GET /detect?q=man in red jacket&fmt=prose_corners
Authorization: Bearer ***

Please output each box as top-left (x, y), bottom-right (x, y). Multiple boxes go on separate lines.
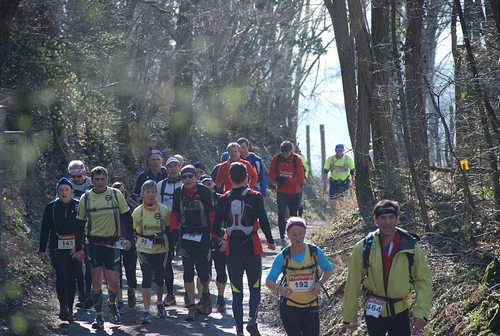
top-left (269, 140), bottom-right (305, 249)
top-left (215, 142), bottom-right (258, 193)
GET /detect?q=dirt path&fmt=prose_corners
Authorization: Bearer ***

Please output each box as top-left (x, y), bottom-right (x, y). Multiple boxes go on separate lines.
top-left (42, 220), bottom-right (325, 336)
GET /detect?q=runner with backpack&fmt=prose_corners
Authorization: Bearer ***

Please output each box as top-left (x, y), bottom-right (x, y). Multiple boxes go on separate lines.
top-left (265, 217), bottom-right (333, 336)
top-left (212, 162), bottom-right (276, 336)
top-left (343, 199), bottom-right (432, 336)
top-left (269, 140), bottom-right (305, 249)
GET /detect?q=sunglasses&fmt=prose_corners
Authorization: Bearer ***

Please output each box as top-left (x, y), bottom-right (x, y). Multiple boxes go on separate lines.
top-left (181, 174), bottom-right (194, 180)
top-left (71, 175), bottom-right (83, 178)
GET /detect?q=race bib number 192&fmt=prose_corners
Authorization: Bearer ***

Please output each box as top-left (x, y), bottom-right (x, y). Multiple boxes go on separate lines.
top-left (289, 274), bottom-right (313, 292)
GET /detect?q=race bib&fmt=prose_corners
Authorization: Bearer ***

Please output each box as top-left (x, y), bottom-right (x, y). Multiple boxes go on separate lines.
top-left (182, 233), bottom-right (202, 242)
top-left (136, 237), bottom-right (153, 249)
top-left (289, 274), bottom-right (314, 292)
top-left (366, 296), bottom-right (384, 318)
top-left (58, 234), bottom-right (75, 250)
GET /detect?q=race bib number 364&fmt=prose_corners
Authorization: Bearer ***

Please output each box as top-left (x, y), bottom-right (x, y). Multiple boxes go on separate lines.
top-left (366, 296), bottom-right (384, 318)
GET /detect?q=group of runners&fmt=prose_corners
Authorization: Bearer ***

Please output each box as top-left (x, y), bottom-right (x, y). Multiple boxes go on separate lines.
top-left (38, 137), bottom-right (432, 336)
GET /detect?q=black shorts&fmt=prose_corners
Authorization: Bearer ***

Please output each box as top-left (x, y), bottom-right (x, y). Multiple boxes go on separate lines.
top-left (85, 244), bottom-right (121, 272)
top-left (329, 179), bottom-right (348, 199)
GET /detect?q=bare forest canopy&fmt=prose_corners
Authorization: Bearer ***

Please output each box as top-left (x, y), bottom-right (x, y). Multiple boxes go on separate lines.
top-left (1, 0), bottom-right (500, 225)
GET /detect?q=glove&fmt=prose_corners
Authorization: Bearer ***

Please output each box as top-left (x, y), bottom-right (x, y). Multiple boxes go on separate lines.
top-left (276, 176), bottom-right (287, 188)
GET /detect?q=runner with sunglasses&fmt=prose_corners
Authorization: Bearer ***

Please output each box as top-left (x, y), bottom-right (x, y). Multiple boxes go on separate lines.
top-left (170, 165), bottom-right (216, 321)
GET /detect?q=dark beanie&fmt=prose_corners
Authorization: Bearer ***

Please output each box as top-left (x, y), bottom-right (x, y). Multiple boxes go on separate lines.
top-left (56, 177), bottom-right (73, 191)
top-left (181, 165), bottom-right (197, 176)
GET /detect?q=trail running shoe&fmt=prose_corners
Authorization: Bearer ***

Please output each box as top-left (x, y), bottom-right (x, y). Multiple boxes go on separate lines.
top-left (107, 300), bottom-right (121, 324)
top-left (58, 309), bottom-right (70, 321)
top-left (185, 305), bottom-right (198, 321)
top-left (157, 302), bottom-right (167, 318)
top-left (246, 318), bottom-right (261, 336)
top-left (163, 293), bottom-right (177, 307)
top-left (216, 296), bottom-right (226, 313)
top-left (128, 289), bottom-right (136, 308)
top-left (92, 315), bottom-right (104, 329)
top-left (197, 292), bottom-right (212, 315)
top-left (140, 311), bottom-right (152, 324)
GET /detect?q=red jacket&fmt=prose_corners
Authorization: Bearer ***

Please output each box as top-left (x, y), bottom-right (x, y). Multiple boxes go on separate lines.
top-left (269, 153), bottom-right (305, 194)
top-left (215, 158), bottom-right (258, 192)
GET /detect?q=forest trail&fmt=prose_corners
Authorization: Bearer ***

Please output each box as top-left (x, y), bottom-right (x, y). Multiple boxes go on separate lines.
top-left (42, 218), bottom-right (327, 336)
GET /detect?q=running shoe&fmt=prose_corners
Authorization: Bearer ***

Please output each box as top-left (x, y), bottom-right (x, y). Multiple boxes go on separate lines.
top-left (58, 309), bottom-right (70, 321)
top-left (92, 315), bottom-right (104, 329)
top-left (216, 296), bottom-right (226, 313)
top-left (197, 292), bottom-right (212, 315)
top-left (127, 289), bottom-right (136, 308)
top-left (157, 302), bottom-right (167, 318)
top-left (246, 318), bottom-right (261, 336)
top-left (140, 311), bottom-right (152, 324)
top-left (75, 300), bottom-right (84, 308)
top-left (185, 305), bottom-right (198, 321)
top-left (106, 300), bottom-right (121, 323)
top-left (164, 293), bottom-right (177, 307)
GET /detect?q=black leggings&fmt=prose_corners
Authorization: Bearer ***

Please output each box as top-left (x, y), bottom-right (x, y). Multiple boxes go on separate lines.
top-left (51, 249), bottom-right (80, 310)
top-left (280, 303), bottom-right (319, 336)
top-left (365, 309), bottom-right (411, 336)
top-left (179, 234), bottom-right (211, 283)
top-left (164, 242), bottom-right (175, 294)
top-left (119, 245), bottom-right (137, 289)
top-left (226, 255), bottom-right (262, 334)
top-left (211, 248), bottom-right (227, 284)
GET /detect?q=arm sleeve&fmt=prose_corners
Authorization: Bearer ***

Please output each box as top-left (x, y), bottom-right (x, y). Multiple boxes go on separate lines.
top-left (266, 253), bottom-right (285, 282)
top-left (74, 218), bottom-right (86, 252)
top-left (120, 210), bottom-right (134, 241)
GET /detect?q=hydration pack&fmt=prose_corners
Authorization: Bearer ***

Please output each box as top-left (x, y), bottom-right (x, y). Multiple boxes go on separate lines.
top-left (225, 187), bottom-right (255, 236)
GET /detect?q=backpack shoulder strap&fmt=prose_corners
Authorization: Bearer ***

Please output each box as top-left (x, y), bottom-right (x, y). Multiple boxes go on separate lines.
top-left (160, 179), bottom-right (168, 202)
top-left (362, 231), bottom-right (375, 269)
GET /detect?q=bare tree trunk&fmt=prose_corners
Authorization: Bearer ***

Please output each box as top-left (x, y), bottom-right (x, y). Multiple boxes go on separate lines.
top-left (324, 0), bottom-right (356, 144)
top-left (372, 0), bottom-right (403, 200)
top-left (346, 0), bottom-right (374, 205)
top-left (455, 0), bottom-right (500, 212)
top-left (169, 0), bottom-right (196, 154)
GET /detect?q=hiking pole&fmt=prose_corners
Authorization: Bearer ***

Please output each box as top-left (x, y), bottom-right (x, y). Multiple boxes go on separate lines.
top-left (319, 281), bottom-right (332, 307)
